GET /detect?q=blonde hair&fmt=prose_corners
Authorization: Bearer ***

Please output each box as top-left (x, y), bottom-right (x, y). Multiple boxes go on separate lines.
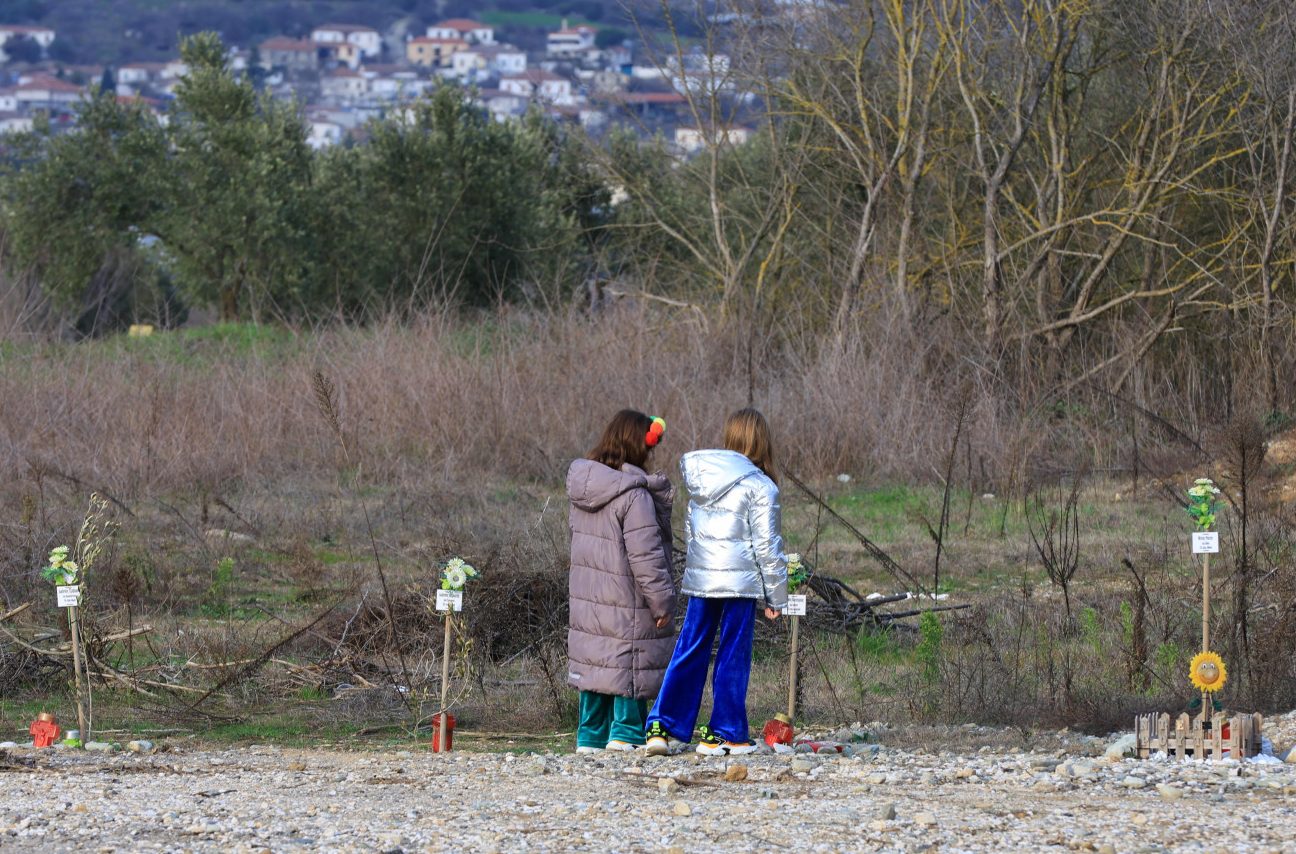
top-left (723, 408), bottom-right (776, 483)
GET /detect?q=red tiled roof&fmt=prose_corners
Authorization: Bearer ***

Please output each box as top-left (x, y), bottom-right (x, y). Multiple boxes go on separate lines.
top-left (433, 19), bottom-right (488, 31)
top-left (16, 74), bottom-right (82, 93)
top-left (410, 37), bottom-right (467, 45)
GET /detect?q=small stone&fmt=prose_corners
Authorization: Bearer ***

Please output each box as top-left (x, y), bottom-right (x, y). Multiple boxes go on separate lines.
top-left (791, 758), bottom-right (817, 774)
top-left (658, 777), bottom-right (680, 795)
top-left (0, 742), bottom-right (17, 748)
top-left (1104, 734), bottom-right (1137, 760)
top-left (672, 800), bottom-right (691, 817)
top-left (520, 759), bottom-right (548, 776)
top-left (287, 761), bottom-right (307, 772)
top-left (874, 803), bottom-right (896, 821)
top-left (127, 740), bottom-right (154, 754)
top-left (1131, 813), bottom-right (1149, 826)
top-left (667, 847), bottom-right (685, 854)
top-left (955, 767), bottom-right (976, 779)
top-left (1283, 745), bottom-right (1296, 764)
top-left (83, 741), bottom-right (118, 753)
top-left (913, 811), bottom-right (936, 827)
top-left (869, 819), bottom-right (890, 832)
top-left (1098, 845), bottom-right (1116, 854)
top-left (723, 764), bottom-right (748, 782)
top-left (1118, 775), bottom-right (1147, 789)
top-left (379, 832), bottom-right (407, 848)
top-left (1157, 783), bottom-right (1185, 801)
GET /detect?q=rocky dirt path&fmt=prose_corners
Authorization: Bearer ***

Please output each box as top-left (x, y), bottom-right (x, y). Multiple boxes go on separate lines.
top-left (1, 740), bottom-right (1295, 853)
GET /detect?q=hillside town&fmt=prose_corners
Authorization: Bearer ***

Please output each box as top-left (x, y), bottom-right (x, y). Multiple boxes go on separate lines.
top-left (0, 16), bottom-right (763, 153)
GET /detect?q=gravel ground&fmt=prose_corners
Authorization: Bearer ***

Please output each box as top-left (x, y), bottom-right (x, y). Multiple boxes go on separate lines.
top-left (2, 731), bottom-right (1295, 854)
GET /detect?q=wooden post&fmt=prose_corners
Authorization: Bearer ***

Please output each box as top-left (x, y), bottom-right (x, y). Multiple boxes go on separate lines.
top-left (68, 602), bottom-right (88, 740)
top-left (438, 612), bottom-right (452, 753)
top-left (1201, 552), bottom-right (1210, 712)
top-left (786, 614), bottom-right (800, 721)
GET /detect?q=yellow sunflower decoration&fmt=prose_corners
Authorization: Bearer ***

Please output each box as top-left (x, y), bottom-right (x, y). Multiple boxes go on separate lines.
top-left (1189, 651), bottom-right (1227, 693)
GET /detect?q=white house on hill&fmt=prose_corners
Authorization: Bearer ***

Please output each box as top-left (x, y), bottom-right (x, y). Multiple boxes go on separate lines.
top-left (546, 22), bottom-right (595, 58)
top-left (500, 69), bottom-right (573, 105)
top-left (311, 24), bottom-right (382, 58)
top-left (450, 44), bottom-right (526, 83)
top-left (426, 19), bottom-right (495, 45)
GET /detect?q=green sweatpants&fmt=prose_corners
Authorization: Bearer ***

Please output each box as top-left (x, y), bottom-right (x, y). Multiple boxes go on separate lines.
top-left (577, 690), bottom-right (648, 748)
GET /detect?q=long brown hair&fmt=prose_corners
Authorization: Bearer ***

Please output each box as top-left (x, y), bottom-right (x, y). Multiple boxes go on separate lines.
top-left (723, 408), bottom-right (776, 483)
top-left (588, 409), bottom-right (654, 470)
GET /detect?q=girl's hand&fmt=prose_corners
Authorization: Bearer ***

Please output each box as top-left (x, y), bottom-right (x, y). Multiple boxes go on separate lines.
top-left (764, 607), bottom-right (780, 620)
top-left (655, 615), bottom-right (672, 629)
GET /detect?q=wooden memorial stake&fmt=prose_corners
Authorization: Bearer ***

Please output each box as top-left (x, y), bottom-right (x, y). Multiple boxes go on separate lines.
top-left (69, 600), bottom-right (88, 740)
top-left (787, 613), bottom-right (800, 722)
top-left (438, 611), bottom-right (452, 753)
top-left (1200, 550), bottom-right (1210, 714)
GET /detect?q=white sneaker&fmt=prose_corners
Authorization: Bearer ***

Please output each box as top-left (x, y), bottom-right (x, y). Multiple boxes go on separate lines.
top-left (604, 740), bottom-right (640, 752)
top-left (575, 745), bottom-right (602, 754)
top-left (645, 736), bottom-right (669, 756)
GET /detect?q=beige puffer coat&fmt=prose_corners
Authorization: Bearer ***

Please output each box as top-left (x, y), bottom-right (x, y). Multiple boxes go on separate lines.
top-left (566, 459), bottom-right (677, 699)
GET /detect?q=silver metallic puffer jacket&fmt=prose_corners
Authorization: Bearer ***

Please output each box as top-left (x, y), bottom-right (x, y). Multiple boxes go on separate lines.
top-left (680, 449), bottom-right (788, 609)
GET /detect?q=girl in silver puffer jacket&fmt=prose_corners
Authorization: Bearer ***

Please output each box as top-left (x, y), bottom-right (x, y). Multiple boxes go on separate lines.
top-left (645, 408), bottom-right (789, 756)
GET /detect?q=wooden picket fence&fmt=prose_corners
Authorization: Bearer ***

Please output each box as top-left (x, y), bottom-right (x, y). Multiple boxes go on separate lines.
top-left (1134, 712), bottom-right (1263, 760)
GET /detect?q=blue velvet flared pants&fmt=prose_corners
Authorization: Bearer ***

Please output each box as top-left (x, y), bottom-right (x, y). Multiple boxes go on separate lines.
top-left (647, 597), bottom-right (756, 743)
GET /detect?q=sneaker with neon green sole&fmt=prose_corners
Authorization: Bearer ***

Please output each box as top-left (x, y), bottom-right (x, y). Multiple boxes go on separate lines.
top-left (695, 725), bottom-right (758, 756)
top-left (644, 721), bottom-right (673, 756)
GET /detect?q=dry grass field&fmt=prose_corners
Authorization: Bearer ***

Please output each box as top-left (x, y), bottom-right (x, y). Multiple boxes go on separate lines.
top-left (2, 309), bottom-right (1294, 747)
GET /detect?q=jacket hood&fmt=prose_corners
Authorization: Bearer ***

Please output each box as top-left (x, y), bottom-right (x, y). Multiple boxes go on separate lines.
top-left (567, 459), bottom-right (652, 511)
top-left (681, 449), bottom-right (763, 505)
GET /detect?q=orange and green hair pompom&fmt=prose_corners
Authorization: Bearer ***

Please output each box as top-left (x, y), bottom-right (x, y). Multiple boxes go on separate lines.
top-left (645, 416), bottom-right (666, 447)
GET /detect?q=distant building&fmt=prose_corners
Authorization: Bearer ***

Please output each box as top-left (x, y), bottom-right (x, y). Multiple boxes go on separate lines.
top-left (260, 37), bottom-right (324, 71)
top-left (449, 44), bottom-right (526, 82)
top-left (307, 113), bottom-right (344, 149)
top-left (321, 67), bottom-right (368, 102)
top-left (310, 24), bottom-right (382, 58)
top-left (0, 90), bottom-right (16, 111)
top-left (333, 42), bottom-right (363, 70)
top-left (0, 111), bottom-right (34, 134)
top-left (426, 19), bottom-right (495, 45)
top-left (117, 61), bottom-right (165, 88)
top-left (500, 69), bottom-right (574, 105)
top-left (546, 22), bottom-right (596, 58)
top-left (6, 74), bottom-right (82, 109)
top-left (675, 125), bottom-right (752, 154)
top-left (406, 36), bottom-right (466, 68)
top-left (0, 25), bottom-right (56, 62)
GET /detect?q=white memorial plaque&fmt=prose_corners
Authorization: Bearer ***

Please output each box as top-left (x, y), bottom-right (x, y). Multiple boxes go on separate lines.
top-left (1191, 531), bottom-right (1219, 554)
top-left (783, 594), bottom-right (807, 616)
top-left (56, 585), bottom-right (81, 608)
top-left (436, 589), bottom-right (463, 612)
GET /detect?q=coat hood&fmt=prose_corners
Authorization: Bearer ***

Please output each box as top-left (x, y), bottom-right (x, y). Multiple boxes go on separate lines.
top-left (681, 449), bottom-right (763, 505)
top-left (567, 459), bottom-right (667, 512)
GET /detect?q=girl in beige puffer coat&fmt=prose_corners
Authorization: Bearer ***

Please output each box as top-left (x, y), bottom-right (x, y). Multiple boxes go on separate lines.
top-left (567, 410), bottom-right (676, 753)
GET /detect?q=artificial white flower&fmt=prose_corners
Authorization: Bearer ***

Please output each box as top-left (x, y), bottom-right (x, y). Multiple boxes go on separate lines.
top-left (446, 557), bottom-right (465, 572)
top-left (444, 566), bottom-right (468, 588)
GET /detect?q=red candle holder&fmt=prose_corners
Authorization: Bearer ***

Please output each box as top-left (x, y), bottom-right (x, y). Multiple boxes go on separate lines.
top-left (762, 712), bottom-right (794, 747)
top-left (30, 712), bottom-right (60, 748)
